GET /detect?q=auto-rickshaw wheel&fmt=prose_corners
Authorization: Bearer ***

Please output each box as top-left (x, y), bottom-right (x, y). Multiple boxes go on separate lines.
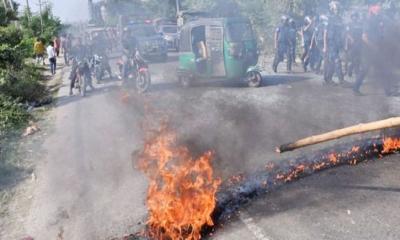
top-left (246, 71), bottom-right (262, 88)
top-left (179, 76), bottom-right (192, 88)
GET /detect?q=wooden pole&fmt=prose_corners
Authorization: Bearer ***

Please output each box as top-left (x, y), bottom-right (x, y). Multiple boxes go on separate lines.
top-left (276, 117), bottom-right (400, 153)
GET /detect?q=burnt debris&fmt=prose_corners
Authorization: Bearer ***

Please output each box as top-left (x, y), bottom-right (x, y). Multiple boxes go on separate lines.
top-left (127, 131), bottom-right (400, 240)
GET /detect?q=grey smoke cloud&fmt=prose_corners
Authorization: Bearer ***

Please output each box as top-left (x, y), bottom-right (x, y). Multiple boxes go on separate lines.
top-left (16, 0), bottom-right (89, 22)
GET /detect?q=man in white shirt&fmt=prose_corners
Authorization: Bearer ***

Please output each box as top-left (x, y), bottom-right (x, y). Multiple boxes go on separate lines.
top-left (47, 41), bottom-right (57, 75)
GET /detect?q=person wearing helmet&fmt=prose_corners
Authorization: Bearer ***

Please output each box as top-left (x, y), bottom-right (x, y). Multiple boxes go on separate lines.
top-left (310, 14), bottom-right (328, 74)
top-left (272, 16), bottom-right (291, 73)
top-left (353, 1), bottom-right (398, 96)
top-left (344, 12), bottom-right (363, 78)
top-left (322, 1), bottom-right (347, 86)
top-left (301, 16), bottom-right (315, 72)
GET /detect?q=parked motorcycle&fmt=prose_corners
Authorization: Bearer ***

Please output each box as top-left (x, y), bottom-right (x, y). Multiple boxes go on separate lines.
top-left (91, 54), bottom-right (112, 83)
top-left (117, 50), bottom-right (151, 93)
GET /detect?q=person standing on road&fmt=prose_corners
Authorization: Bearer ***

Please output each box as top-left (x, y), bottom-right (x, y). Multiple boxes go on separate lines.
top-left (301, 16), bottom-right (314, 72)
top-left (344, 12), bottom-right (363, 78)
top-left (288, 18), bottom-right (298, 68)
top-left (272, 16), bottom-right (291, 73)
top-left (54, 36), bottom-right (61, 57)
top-left (61, 34), bottom-right (72, 66)
top-left (352, 2), bottom-right (398, 96)
top-left (311, 15), bottom-right (328, 74)
top-left (323, 1), bottom-right (347, 86)
top-left (34, 38), bottom-right (45, 65)
top-left (47, 41), bottom-right (57, 75)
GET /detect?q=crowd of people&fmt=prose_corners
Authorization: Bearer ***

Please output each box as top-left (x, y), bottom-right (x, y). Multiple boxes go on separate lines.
top-left (272, 0), bottom-right (399, 96)
top-left (33, 30), bottom-right (116, 96)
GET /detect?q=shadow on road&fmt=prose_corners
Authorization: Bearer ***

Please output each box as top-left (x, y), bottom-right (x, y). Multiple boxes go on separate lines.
top-left (264, 74), bottom-right (311, 86)
top-left (54, 84), bottom-right (120, 108)
top-left (339, 185), bottom-right (400, 193)
top-left (149, 74), bottom-right (311, 93)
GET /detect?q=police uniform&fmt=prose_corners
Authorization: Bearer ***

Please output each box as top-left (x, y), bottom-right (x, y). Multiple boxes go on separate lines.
top-left (272, 23), bottom-right (291, 72)
top-left (301, 21), bottom-right (314, 71)
top-left (288, 22), bottom-right (297, 67)
top-left (353, 13), bottom-right (392, 95)
top-left (324, 14), bottom-right (345, 84)
top-left (312, 21), bottom-right (326, 74)
top-left (345, 19), bottom-right (363, 77)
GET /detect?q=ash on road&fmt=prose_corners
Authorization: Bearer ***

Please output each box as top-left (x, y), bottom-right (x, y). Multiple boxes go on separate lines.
top-left (3, 53), bottom-right (400, 240)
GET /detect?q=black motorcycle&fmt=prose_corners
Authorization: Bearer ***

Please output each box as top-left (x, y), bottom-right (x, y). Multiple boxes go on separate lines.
top-left (71, 57), bottom-right (93, 97)
top-left (117, 50), bottom-right (151, 93)
top-left (91, 54), bottom-right (112, 83)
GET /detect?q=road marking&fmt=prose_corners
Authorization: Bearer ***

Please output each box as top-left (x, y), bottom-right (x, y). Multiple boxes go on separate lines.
top-left (239, 211), bottom-right (273, 240)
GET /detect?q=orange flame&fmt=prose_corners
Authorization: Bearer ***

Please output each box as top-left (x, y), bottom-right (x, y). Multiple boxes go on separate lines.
top-left (383, 137), bottom-right (400, 154)
top-left (137, 125), bottom-right (221, 240)
top-left (328, 153), bottom-right (338, 165)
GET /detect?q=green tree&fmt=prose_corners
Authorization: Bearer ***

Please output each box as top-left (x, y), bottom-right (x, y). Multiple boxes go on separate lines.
top-left (0, 1), bottom-right (18, 26)
top-left (20, 5), bottom-right (63, 42)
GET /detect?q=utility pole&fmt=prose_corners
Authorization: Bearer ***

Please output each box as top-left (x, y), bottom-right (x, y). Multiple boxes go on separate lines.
top-left (2, 0), bottom-right (8, 9)
top-left (38, 0), bottom-right (43, 33)
top-left (8, 0), bottom-right (14, 11)
top-left (175, 0), bottom-right (181, 15)
top-left (25, 0), bottom-right (32, 22)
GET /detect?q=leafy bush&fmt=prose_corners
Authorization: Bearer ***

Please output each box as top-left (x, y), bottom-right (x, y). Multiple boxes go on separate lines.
top-left (18, 37), bottom-right (36, 59)
top-left (0, 65), bottom-right (47, 103)
top-left (0, 94), bottom-right (29, 136)
top-left (0, 26), bottom-right (23, 47)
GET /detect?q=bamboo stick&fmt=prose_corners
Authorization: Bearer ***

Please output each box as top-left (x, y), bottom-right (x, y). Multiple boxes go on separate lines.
top-left (276, 117), bottom-right (400, 153)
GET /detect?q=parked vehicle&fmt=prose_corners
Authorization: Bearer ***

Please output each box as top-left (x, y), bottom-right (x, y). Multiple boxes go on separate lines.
top-left (177, 17), bottom-right (262, 88)
top-left (125, 23), bottom-right (168, 62)
top-left (159, 24), bottom-right (180, 51)
top-left (91, 54), bottom-right (112, 83)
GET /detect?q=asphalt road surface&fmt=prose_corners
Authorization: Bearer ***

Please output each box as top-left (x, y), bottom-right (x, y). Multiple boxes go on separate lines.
top-left (5, 53), bottom-right (400, 240)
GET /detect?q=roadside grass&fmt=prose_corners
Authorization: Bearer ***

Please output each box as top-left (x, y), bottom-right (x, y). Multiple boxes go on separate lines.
top-left (0, 107), bottom-right (50, 217)
top-left (0, 62), bottom-right (63, 216)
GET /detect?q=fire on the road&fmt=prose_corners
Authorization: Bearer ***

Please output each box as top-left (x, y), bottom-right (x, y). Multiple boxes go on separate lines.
top-left (267, 137), bottom-right (400, 184)
top-left (137, 125), bottom-right (221, 240)
top-left (136, 131), bottom-right (400, 240)
top-left (383, 137), bottom-right (400, 153)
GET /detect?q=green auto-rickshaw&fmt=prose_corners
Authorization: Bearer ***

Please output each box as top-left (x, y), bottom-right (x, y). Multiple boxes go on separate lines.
top-left (177, 17), bottom-right (262, 87)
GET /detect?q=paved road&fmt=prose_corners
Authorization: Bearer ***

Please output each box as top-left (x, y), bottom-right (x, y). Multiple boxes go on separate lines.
top-left (9, 53), bottom-right (400, 239)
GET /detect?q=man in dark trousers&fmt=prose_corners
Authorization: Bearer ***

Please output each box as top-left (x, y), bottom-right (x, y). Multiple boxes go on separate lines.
top-left (301, 16), bottom-right (314, 72)
top-left (353, 1), bottom-right (398, 96)
top-left (288, 18), bottom-right (298, 68)
top-left (272, 16), bottom-right (291, 73)
top-left (323, 1), bottom-right (347, 86)
top-left (310, 15), bottom-right (328, 74)
top-left (344, 12), bottom-right (363, 78)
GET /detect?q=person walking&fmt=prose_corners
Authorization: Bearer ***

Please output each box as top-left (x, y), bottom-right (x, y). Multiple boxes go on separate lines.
top-left (34, 38), bottom-right (45, 65)
top-left (288, 18), bottom-right (298, 68)
top-left (323, 1), bottom-right (347, 86)
top-left (352, 2), bottom-right (398, 96)
top-left (54, 36), bottom-right (61, 57)
top-left (47, 41), bottom-right (57, 75)
top-left (344, 12), bottom-right (363, 78)
top-left (61, 34), bottom-right (72, 66)
top-left (272, 16), bottom-right (291, 73)
top-left (301, 16), bottom-right (314, 72)
top-left (310, 15), bottom-right (328, 74)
